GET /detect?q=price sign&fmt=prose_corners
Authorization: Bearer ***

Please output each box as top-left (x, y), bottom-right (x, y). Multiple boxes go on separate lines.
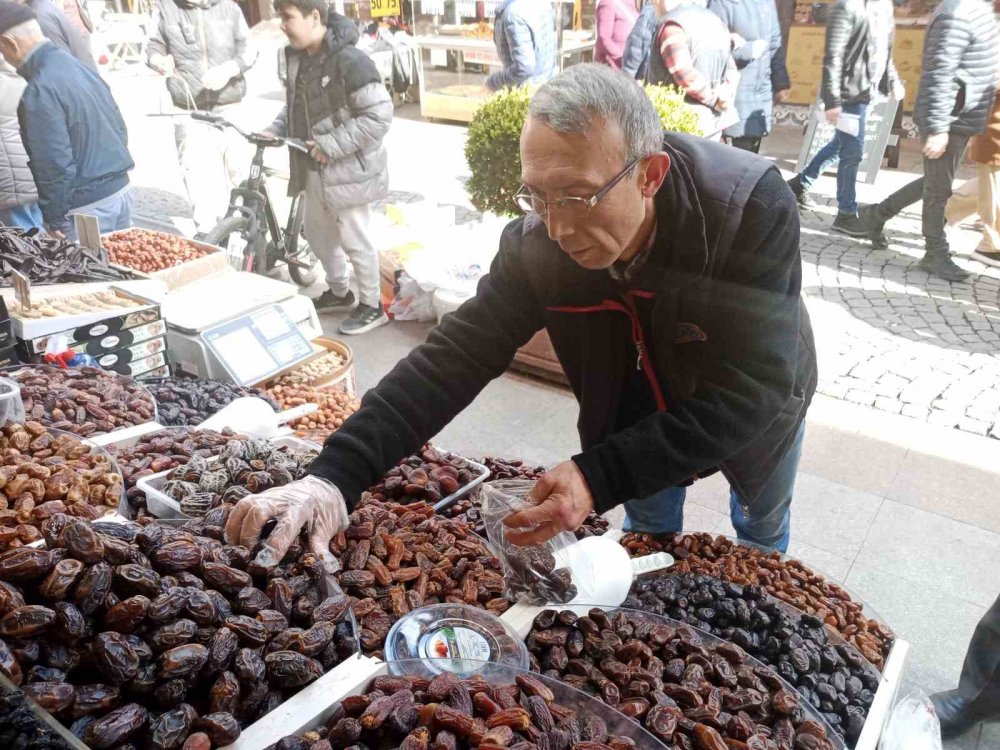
top-left (370, 0), bottom-right (400, 17)
top-left (11, 270), bottom-right (31, 311)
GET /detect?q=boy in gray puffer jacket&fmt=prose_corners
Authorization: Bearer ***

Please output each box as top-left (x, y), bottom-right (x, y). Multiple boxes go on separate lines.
top-left (267, 1), bottom-right (392, 335)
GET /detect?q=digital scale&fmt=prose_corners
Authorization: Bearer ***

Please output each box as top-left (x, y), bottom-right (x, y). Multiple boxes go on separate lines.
top-left (160, 271), bottom-right (322, 385)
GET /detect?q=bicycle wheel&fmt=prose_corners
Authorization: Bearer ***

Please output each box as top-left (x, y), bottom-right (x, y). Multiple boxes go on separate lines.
top-left (204, 216), bottom-right (257, 273)
top-left (286, 196), bottom-right (319, 287)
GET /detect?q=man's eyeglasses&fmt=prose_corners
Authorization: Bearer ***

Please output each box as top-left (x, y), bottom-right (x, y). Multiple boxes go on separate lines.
top-left (513, 155), bottom-right (643, 217)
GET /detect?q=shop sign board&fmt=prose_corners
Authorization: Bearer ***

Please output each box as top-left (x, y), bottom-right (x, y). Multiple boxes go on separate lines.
top-left (370, 0), bottom-right (401, 17)
top-left (794, 96), bottom-right (900, 185)
top-left (201, 303), bottom-right (314, 386)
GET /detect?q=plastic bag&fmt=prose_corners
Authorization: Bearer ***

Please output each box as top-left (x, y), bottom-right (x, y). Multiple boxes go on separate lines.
top-left (0, 378), bottom-right (24, 427)
top-left (388, 272), bottom-right (436, 321)
top-left (879, 691), bottom-right (942, 750)
top-left (481, 481), bottom-right (582, 605)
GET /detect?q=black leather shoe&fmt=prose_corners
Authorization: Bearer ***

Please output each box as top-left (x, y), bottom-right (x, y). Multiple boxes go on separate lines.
top-left (859, 204), bottom-right (889, 249)
top-left (931, 690), bottom-right (988, 739)
top-left (787, 175), bottom-right (816, 210)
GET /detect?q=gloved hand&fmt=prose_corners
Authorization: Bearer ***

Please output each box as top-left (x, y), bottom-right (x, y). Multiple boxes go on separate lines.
top-left (202, 61), bottom-right (241, 92)
top-left (224, 475), bottom-right (349, 567)
top-left (750, 39), bottom-right (768, 60)
top-left (149, 53), bottom-right (175, 76)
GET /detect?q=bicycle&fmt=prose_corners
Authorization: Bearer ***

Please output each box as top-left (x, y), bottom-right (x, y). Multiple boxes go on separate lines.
top-left (193, 111), bottom-right (319, 287)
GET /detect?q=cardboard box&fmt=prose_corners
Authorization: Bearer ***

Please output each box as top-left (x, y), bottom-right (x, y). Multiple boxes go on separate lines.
top-left (10, 288), bottom-right (160, 341)
top-left (0, 298), bottom-right (12, 349)
top-left (25, 314), bottom-right (165, 355)
top-left (90, 336), bottom-right (167, 369)
top-left (0, 343), bottom-right (19, 369)
top-left (104, 350), bottom-right (167, 378)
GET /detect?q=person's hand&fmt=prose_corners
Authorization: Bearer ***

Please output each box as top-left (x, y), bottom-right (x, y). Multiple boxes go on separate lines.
top-left (503, 461), bottom-right (595, 546)
top-left (149, 53), bottom-right (175, 76)
top-left (255, 130), bottom-right (280, 141)
top-left (307, 140), bottom-right (330, 165)
top-left (48, 228), bottom-right (66, 239)
top-left (202, 62), bottom-right (239, 91)
top-left (224, 475), bottom-right (349, 567)
top-left (892, 83), bottom-right (905, 102)
top-left (825, 106), bottom-right (842, 124)
top-left (730, 33), bottom-right (747, 49)
top-left (750, 39), bottom-right (768, 59)
top-left (924, 132), bottom-right (949, 159)
top-left (774, 88), bottom-right (790, 103)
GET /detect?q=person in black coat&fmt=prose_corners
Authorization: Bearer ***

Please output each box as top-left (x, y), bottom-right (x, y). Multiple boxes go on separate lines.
top-left (933, 594), bottom-right (1000, 738)
top-left (220, 64), bottom-right (816, 568)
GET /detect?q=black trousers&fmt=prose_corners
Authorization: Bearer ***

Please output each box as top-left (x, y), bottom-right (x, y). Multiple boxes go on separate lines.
top-left (959, 593), bottom-right (1000, 711)
top-left (874, 134), bottom-right (970, 255)
top-left (730, 136), bottom-right (762, 154)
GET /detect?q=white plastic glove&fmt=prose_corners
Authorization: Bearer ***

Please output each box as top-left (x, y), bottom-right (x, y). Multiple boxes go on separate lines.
top-left (149, 53), bottom-right (175, 76)
top-left (202, 61), bottom-right (240, 91)
top-left (224, 475), bottom-right (349, 567)
top-left (750, 39), bottom-right (768, 60)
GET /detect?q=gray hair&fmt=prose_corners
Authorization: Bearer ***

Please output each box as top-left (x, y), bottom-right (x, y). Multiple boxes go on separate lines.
top-left (2, 20), bottom-right (43, 41)
top-left (527, 64), bottom-right (662, 161)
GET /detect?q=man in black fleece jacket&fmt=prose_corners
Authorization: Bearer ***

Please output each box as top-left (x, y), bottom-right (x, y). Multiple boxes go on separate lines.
top-left (225, 64), bottom-right (817, 567)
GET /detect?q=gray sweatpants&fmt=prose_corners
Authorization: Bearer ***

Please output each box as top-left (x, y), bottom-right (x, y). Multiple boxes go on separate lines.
top-left (303, 172), bottom-right (380, 308)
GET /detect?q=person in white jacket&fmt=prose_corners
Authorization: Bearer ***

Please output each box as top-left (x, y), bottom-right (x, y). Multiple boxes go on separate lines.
top-left (0, 60), bottom-right (41, 229)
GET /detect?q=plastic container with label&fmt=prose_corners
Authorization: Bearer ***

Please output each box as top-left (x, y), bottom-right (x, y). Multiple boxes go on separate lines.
top-left (383, 604), bottom-right (528, 677)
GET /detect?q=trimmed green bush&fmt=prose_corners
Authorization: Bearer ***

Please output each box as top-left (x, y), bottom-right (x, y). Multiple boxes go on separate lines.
top-left (464, 84), bottom-right (702, 217)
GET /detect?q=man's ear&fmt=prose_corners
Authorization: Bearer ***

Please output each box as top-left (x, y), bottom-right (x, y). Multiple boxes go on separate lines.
top-left (640, 152), bottom-right (671, 198)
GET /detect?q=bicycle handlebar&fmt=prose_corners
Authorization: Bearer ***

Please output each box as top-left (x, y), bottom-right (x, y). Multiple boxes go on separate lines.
top-left (189, 111), bottom-right (310, 154)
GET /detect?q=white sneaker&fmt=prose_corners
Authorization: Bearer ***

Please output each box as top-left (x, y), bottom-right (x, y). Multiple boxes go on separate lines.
top-left (970, 247), bottom-right (1000, 268)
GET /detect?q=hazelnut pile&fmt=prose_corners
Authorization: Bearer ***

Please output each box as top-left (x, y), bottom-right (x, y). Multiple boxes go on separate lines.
top-left (103, 229), bottom-right (215, 273)
top-left (266, 383), bottom-right (359, 437)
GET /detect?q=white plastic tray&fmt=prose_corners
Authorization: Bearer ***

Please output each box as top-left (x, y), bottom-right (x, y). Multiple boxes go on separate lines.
top-left (136, 435), bottom-right (320, 520)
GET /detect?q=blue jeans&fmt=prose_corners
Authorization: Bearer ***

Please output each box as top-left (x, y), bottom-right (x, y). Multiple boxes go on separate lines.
top-left (65, 187), bottom-right (133, 240)
top-left (623, 421), bottom-right (806, 553)
top-left (799, 102), bottom-right (867, 215)
top-left (0, 202), bottom-right (43, 230)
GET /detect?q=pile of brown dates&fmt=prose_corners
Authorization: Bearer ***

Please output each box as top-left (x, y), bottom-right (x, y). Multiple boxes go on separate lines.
top-left (365, 446), bottom-right (480, 507)
top-left (330, 500), bottom-right (509, 657)
top-left (621, 533), bottom-right (893, 669)
top-left (0, 512), bottom-right (355, 749)
top-left (527, 607), bottom-right (840, 750)
top-left (158, 438), bottom-right (318, 518)
top-left (6, 367), bottom-right (156, 437)
top-left (267, 671), bottom-right (641, 750)
top-left (625, 574), bottom-right (879, 744)
top-left (479, 457), bottom-right (547, 482)
top-left (0, 422), bottom-right (123, 551)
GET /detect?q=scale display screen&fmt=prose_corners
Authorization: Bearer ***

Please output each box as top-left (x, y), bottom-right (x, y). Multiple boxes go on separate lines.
top-left (201, 304), bottom-right (313, 386)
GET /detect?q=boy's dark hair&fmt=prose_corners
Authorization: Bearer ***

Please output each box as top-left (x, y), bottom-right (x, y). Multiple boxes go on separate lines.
top-left (274, 0), bottom-right (327, 19)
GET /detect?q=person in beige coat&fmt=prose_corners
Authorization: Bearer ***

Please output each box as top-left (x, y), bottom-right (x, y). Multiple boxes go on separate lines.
top-left (947, 82), bottom-right (1000, 267)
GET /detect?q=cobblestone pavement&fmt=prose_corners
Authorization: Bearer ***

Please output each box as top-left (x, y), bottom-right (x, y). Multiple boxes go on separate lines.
top-left (798, 201), bottom-right (1000, 439)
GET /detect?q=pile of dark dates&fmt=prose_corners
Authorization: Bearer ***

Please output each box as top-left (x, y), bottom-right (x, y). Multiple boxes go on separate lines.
top-left (625, 574), bottom-right (879, 744)
top-left (159, 438), bottom-right (318, 518)
top-left (479, 457), bottom-right (547, 482)
top-left (621, 533), bottom-right (893, 670)
top-left (0, 511), bottom-right (355, 749)
top-left (147, 378), bottom-right (279, 428)
top-left (5, 367), bottom-right (156, 437)
top-left (267, 671), bottom-right (642, 750)
top-left (526, 607), bottom-right (841, 750)
top-left (330, 500), bottom-right (509, 657)
top-left (504, 545), bottom-right (577, 606)
top-left (0, 422), bottom-right (123, 551)
top-left (0, 685), bottom-right (76, 749)
top-left (365, 446), bottom-right (479, 507)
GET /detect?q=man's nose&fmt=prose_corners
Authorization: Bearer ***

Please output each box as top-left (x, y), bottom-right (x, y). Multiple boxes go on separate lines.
top-left (545, 209), bottom-right (573, 243)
